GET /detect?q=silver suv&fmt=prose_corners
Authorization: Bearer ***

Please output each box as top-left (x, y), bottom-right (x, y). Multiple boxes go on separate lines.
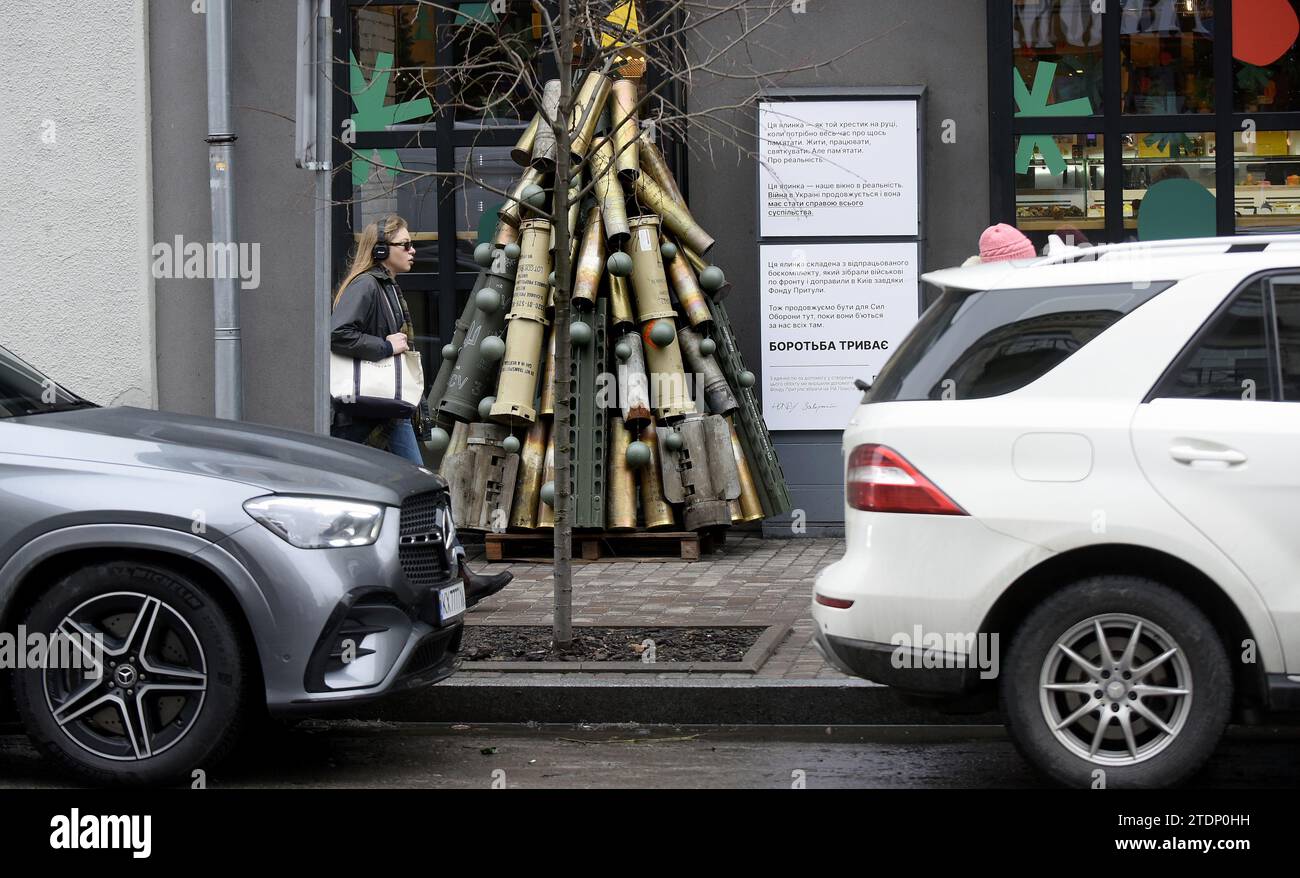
top-left (0, 345), bottom-right (466, 784)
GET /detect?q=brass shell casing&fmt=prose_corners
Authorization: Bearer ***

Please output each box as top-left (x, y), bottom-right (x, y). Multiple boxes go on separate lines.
top-left (634, 173), bottom-right (715, 255)
top-left (536, 428), bottom-right (557, 529)
top-left (493, 218), bottom-right (520, 248)
top-left (627, 215), bottom-right (674, 322)
top-left (610, 79), bottom-right (641, 183)
top-left (510, 418), bottom-right (549, 529)
top-left (510, 219), bottom-right (552, 323)
top-left (499, 167), bottom-right (544, 228)
top-left (571, 206), bottom-right (605, 307)
top-left (530, 80), bottom-right (563, 171)
top-left (512, 113), bottom-right (540, 167)
top-left (643, 328), bottom-right (694, 420)
top-left (677, 325), bottom-right (738, 416)
top-left (639, 138), bottom-right (686, 204)
top-left (608, 272), bottom-right (635, 327)
top-left (592, 140), bottom-right (630, 244)
top-left (607, 417), bottom-right (638, 531)
top-left (538, 323), bottom-right (557, 417)
top-left (490, 315), bottom-right (546, 426)
top-left (638, 418), bottom-right (675, 529)
top-left (729, 416), bottom-right (765, 522)
top-left (665, 247), bottom-right (712, 328)
top-left (616, 330), bottom-right (652, 429)
top-left (569, 72), bottom-right (613, 166)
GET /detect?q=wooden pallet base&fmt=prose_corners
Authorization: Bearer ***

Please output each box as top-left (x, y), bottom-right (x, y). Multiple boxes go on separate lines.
top-left (485, 530), bottom-right (725, 563)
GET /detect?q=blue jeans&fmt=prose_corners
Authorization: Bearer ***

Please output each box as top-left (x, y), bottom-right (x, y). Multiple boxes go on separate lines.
top-left (332, 418), bottom-right (423, 465)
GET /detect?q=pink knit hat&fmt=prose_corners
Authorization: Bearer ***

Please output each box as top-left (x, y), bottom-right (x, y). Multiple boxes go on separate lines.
top-left (978, 223), bottom-right (1036, 262)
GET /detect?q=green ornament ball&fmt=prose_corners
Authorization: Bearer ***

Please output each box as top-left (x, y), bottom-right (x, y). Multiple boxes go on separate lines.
top-left (660, 242), bottom-right (678, 260)
top-left (480, 335), bottom-right (506, 362)
top-left (441, 343), bottom-right (458, 361)
top-left (614, 341), bottom-right (632, 361)
top-left (478, 396), bottom-right (496, 420)
top-left (699, 337), bottom-right (717, 357)
top-left (474, 242), bottom-right (494, 267)
top-left (503, 242), bottom-right (521, 260)
top-left (737, 370), bottom-right (756, 388)
top-left (502, 435), bottom-right (521, 454)
top-left (570, 321), bottom-right (593, 346)
top-left (549, 271), bottom-right (557, 287)
top-left (664, 432), bottom-right (684, 452)
top-left (626, 441), bottom-right (652, 468)
top-left (607, 251), bottom-right (633, 277)
top-left (476, 288), bottom-right (502, 313)
top-left (649, 319), bottom-right (675, 348)
top-left (699, 266), bottom-right (725, 291)
top-left (428, 427), bottom-right (451, 452)
top-left (540, 481), bottom-right (556, 507)
top-left (522, 184), bottom-right (546, 207)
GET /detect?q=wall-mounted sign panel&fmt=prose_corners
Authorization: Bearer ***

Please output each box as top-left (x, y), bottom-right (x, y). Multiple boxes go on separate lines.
top-left (758, 99), bottom-right (919, 238)
top-left (760, 242), bottom-right (919, 431)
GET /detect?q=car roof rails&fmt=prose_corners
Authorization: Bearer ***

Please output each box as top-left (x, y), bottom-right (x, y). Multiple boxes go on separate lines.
top-left (1040, 232), bottom-right (1300, 265)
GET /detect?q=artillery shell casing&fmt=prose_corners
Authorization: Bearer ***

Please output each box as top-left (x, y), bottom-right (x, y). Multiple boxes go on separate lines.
top-left (638, 418), bottom-right (675, 529)
top-left (634, 173), bottom-right (714, 255)
top-left (530, 80), bottom-right (563, 171)
top-left (539, 323), bottom-right (557, 416)
top-left (678, 325), bottom-right (737, 416)
top-left (510, 418), bottom-right (549, 529)
top-left (666, 248), bottom-right (712, 328)
top-left (608, 272), bottom-right (635, 327)
top-left (729, 416), bottom-right (765, 522)
top-left (607, 417), bottom-right (638, 531)
top-left (617, 331), bottom-right (652, 428)
top-left (536, 428), bottom-right (556, 529)
top-left (592, 140), bottom-right (630, 244)
top-left (427, 290), bottom-right (478, 412)
top-left (643, 327), bottom-right (694, 419)
top-left (499, 167), bottom-right (544, 228)
top-left (610, 79), bottom-right (641, 183)
top-left (569, 72), bottom-right (613, 165)
top-left (639, 138), bottom-right (685, 204)
top-left (493, 218), bottom-right (520, 248)
top-left (512, 113), bottom-right (540, 167)
top-left (729, 498), bottom-right (744, 522)
top-left (509, 219), bottom-right (552, 323)
top-left (490, 315), bottom-right (546, 426)
top-left (628, 215), bottom-right (674, 322)
top-left (437, 247), bottom-right (519, 423)
top-left (571, 207), bottom-right (605, 307)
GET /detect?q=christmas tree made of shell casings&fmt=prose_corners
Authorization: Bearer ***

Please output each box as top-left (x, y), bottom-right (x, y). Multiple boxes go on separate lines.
top-left (425, 71), bottom-right (791, 536)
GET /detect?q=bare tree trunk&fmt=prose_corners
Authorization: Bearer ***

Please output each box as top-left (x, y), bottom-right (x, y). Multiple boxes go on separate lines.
top-left (552, 0), bottom-right (574, 649)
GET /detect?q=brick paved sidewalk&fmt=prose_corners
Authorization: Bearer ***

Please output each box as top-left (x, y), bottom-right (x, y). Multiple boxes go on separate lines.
top-left (460, 534), bottom-right (846, 680)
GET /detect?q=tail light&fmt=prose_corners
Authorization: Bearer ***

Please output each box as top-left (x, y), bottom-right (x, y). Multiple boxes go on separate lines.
top-left (846, 444), bottom-right (966, 515)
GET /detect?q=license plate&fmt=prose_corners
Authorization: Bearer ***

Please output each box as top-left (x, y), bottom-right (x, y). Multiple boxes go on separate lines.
top-left (438, 583), bottom-right (466, 623)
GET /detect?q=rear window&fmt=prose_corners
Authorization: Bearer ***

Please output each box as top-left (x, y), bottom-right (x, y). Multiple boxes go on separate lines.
top-left (867, 282), bottom-right (1172, 402)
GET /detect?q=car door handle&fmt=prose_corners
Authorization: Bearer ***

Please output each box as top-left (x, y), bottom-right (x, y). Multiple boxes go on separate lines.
top-left (1169, 444), bottom-right (1247, 466)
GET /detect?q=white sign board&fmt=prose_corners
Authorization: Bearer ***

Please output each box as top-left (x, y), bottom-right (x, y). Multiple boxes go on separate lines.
top-left (758, 99), bottom-right (919, 238)
top-left (760, 242), bottom-right (919, 431)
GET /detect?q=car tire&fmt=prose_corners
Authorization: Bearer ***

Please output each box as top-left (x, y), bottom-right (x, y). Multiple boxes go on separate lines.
top-left (1001, 575), bottom-right (1231, 789)
top-left (13, 561), bottom-right (248, 786)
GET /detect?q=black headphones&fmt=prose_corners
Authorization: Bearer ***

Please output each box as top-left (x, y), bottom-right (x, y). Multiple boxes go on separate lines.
top-left (371, 215), bottom-right (391, 262)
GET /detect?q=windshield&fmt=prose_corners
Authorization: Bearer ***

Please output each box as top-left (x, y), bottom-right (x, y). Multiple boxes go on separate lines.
top-left (0, 345), bottom-right (96, 419)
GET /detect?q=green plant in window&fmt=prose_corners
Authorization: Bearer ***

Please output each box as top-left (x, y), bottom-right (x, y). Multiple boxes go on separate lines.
top-left (1014, 61), bottom-right (1093, 174)
top-left (349, 51), bottom-right (435, 185)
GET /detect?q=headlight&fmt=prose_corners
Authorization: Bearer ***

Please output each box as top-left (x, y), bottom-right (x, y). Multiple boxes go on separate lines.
top-left (243, 496), bottom-right (385, 548)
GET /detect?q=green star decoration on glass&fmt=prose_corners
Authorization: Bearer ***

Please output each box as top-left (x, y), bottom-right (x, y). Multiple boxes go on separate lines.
top-left (1014, 61), bottom-right (1092, 174)
top-left (349, 51), bottom-right (434, 186)
top-left (1142, 133), bottom-right (1195, 157)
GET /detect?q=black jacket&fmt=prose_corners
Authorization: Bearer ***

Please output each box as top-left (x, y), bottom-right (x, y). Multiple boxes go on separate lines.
top-left (331, 266), bottom-right (405, 361)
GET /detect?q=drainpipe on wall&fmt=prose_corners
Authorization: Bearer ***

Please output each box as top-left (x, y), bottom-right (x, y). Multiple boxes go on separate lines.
top-left (206, 0), bottom-right (242, 420)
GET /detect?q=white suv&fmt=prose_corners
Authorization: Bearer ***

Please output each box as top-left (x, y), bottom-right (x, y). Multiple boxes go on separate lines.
top-left (812, 235), bottom-right (1300, 788)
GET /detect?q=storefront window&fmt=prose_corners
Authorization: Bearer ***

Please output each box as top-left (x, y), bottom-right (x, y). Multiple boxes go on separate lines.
top-left (351, 148), bottom-right (440, 277)
top-left (1013, 0), bottom-right (1103, 115)
top-left (350, 4), bottom-right (440, 124)
top-left (1234, 0), bottom-right (1300, 111)
top-left (1015, 134), bottom-right (1105, 235)
top-left (1122, 131), bottom-right (1216, 236)
top-left (453, 146), bottom-right (519, 273)
top-left (1234, 130), bottom-right (1300, 229)
top-left (442, 2), bottom-right (541, 129)
top-left (1121, 0), bottom-right (1215, 114)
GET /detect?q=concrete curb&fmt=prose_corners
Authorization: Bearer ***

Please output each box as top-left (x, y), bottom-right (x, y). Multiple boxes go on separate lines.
top-left (345, 676), bottom-right (1003, 725)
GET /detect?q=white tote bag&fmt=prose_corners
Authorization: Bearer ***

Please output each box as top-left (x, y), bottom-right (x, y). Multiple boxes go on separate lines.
top-left (330, 350), bottom-right (425, 418)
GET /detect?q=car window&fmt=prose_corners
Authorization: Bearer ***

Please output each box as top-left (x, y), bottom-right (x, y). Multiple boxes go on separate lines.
top-left (1150, 281), bottom-right (1277, 402)
top-left (868, 282), bottom-right (1172, 402)
top-left (1271, 279), bottom-right (1300, 401)
top-left (0, 345), bottom-right (93, 418)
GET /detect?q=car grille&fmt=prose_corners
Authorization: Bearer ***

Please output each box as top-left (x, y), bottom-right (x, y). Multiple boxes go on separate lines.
top-left (399, 491), bottom-right (451, 588)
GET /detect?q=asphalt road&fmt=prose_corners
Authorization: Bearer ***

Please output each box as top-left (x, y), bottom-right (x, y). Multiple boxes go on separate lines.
top-left (0, 723), bottom-right (1296, 788)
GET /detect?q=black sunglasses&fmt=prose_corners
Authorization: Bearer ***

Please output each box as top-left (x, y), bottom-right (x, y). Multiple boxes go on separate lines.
top-left (389, 240), bottom-right (416, 251)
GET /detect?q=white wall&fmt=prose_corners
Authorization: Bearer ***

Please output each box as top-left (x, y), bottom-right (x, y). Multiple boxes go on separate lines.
top-left (0, 0), bottom-right (155, 407)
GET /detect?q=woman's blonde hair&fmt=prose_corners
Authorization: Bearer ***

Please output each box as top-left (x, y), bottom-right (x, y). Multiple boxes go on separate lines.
top-left (333, 215), bottom-right (408, 306)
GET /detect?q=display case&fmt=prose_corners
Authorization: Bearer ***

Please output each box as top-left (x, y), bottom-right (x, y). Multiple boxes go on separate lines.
top-left (1014, 134), bottom-right (1105, 232)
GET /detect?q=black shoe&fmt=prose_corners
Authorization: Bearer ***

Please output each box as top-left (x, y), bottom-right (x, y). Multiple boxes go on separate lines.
top-left (461, 564), bottom-right (513, 604)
